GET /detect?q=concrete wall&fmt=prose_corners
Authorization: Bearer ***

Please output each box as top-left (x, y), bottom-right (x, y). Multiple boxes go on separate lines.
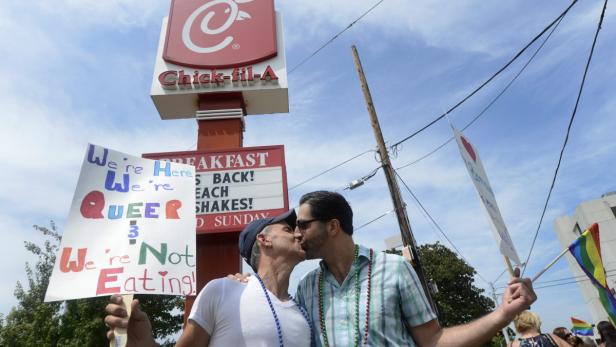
top-left (553, 193), bottom-right (616, 324)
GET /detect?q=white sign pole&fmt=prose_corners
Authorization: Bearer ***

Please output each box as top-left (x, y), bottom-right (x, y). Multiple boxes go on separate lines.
top-left (110, 294), bottom-right (133, 347)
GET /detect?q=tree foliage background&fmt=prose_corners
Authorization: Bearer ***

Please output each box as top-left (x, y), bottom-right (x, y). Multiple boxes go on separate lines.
top-left (0, 222), bottom-right (184, 347)
top-left (417, 242), bottom-right (495, 326)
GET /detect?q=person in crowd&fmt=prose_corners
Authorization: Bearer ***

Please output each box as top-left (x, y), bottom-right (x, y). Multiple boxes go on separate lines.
top-left (510, 310), bottom-right (569, 347)
top-left (597, 321), bottom-right (616, 347)
top-left (569, 335), bottom-right (584, 347)
top-left (105, 210), bottom-right (312, 347)
top-left (294, 190), bottom-right (537, 346)
top-left (553, 327), bottom-right (573, 342)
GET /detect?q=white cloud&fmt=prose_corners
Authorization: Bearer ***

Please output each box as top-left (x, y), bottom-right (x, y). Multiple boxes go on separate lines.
top-left (280, 0), bottom-right (584, 56)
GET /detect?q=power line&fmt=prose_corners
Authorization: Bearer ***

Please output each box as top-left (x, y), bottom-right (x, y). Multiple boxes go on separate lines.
top-left (394, 169), bottom-right (490, 285)
top-left (389, 0), bottom-right (580, 151)
top-left (496, 273), bottom-right (616, 294)
top-left (288, 0), bottom-right (385, 74)
top-left (495, 269), bottom-right (616, 289)
top-left (288, 149), bottom-right (375, 191)
top-left (395, 12), bottom-right (566, 171)
top-left (355, 207), bottom-right (396, 231)
top-left (521, 0), bottom-right (609, 276)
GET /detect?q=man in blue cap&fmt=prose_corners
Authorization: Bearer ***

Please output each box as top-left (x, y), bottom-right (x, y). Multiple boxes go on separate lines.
top-left (104, 210), bottom-right (313, 347)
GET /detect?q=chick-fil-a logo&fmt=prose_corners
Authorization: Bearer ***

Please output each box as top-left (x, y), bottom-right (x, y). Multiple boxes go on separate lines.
top-left (164, 0), bottom-right (278, 69)
top-left (182, 0), bottom-right (251, 54)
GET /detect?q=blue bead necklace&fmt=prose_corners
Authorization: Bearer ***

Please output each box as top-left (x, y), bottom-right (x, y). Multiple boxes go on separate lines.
top-left (255, 274), bottom-right (315, 347)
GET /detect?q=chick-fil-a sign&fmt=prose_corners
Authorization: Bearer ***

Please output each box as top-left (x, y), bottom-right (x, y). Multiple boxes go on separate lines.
top-left (163, 0), bottom-right (277, 68)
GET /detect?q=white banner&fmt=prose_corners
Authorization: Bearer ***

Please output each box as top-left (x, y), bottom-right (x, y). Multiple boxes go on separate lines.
top-left (45, 144), bottom-right (196, 301)
top-left (452, 127), bottom-right (521, 265)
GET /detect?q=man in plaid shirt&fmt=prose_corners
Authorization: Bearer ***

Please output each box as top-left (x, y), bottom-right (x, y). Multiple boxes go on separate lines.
top-left (294, 191), bottom-right (535, 346)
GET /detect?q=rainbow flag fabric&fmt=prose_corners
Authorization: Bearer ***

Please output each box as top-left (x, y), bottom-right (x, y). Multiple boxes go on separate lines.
top-left (568, 223), bottom-right (616, 327)
top-left (571, 317), bottom-right (593, 336)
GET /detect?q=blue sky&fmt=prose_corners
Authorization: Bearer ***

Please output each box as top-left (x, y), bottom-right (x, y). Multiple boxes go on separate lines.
top-left (1, 0), bottom-right (615, 333)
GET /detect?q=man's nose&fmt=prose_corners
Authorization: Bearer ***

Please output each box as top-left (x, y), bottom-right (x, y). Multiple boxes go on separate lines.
top-left (294, 228), bottom-right (303, 239)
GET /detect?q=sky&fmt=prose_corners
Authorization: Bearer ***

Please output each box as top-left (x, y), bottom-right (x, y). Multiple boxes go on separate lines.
top-left (1, 0), bottom-right (615, 335)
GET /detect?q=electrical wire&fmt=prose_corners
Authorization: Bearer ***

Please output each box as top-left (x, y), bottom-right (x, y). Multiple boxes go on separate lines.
top-left (395, 12), bottom-right (566, 171)
top-left (288, 149), bottom-right (375, 191)
top-left (394, 169), bottom-right (490, 285)
top-left (389, 0), bottom-right (580, 151)
top-left (494, 269), bottom-right (616, 289)
top-left (343, 166), bottom-right (382, 190)
top-left (496, 273), bottom-right (616, 294)
top-left (521, 0), bottom-right (609, 276)
top-left (288, 0), bottom-right (385, 74)
top-left (355, 207), bottom-right (396, 231)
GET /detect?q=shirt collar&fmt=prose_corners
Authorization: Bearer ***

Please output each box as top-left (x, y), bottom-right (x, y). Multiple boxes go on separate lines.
top-left (318, 244), bottom-right (371, 271)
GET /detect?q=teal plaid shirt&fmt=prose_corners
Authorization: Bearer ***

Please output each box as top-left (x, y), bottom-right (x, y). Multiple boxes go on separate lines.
top-left (296, 245), bottom-right (436, 346)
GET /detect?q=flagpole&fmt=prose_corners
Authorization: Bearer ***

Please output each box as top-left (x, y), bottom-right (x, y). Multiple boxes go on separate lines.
top-left (531, 248), bottom-right (569, 282)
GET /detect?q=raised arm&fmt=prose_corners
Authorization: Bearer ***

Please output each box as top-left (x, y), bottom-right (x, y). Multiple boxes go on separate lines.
top-left (409, 269), bottom-right (536, 347)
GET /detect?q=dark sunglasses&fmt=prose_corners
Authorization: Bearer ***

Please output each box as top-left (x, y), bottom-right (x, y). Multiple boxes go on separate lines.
top-left (296, 218), bottom-right (323, 230)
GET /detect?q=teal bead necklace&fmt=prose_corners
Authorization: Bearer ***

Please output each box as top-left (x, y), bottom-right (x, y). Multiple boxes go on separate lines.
top-left (255, 274), bottom-right (314, 347)
top-left (318, 245), bottom-right (374, 347)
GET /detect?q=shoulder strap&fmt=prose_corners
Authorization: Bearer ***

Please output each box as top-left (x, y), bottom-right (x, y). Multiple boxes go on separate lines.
top-left (543, 333), bottom-right (558, 347)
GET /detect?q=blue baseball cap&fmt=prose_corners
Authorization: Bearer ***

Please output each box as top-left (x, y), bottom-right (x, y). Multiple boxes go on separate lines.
top-left (239, 209), bottom-right (297, 269)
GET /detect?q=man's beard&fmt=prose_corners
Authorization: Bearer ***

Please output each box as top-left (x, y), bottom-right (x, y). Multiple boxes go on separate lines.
top-left (302, 228), bottom-right (328, 260)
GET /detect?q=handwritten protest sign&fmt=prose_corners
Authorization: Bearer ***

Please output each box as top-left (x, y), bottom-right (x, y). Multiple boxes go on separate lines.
top-left (45, 144), bottom-right (196, 302)
top-left (452, 127), bottom-right (522, 266)
top-left (144, 145), bottom-right (288, 233)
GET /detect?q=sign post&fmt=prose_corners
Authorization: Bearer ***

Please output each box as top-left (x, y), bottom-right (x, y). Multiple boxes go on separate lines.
top-left (148, 0), bottom-right (290, 321)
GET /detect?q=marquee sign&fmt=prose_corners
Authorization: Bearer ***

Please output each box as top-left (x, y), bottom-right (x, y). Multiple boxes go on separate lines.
top-left (143, 145), bottom-right (289, 233)
top-left (151, 0), bottom-right (288, 119)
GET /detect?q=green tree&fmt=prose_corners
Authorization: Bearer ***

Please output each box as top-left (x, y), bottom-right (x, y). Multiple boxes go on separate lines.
top-left (386, 242), bottom-right (495, 327)
top-left (387, 242), bottom-right (500, 346)
top-left (0, 222), bottom-right (184, 346)
top-left (418, 242), bottom-right (495, 327)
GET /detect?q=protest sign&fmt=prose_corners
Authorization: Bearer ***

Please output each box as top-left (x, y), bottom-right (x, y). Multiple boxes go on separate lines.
top-left (45, 144), bottom-right (196, 301)
top-left (144, 145), bottom-right (288, 233)
top-left (452, 127), bottom-right (522, 266)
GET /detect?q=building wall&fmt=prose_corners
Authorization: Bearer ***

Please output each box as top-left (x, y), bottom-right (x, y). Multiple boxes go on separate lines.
top-left (553, 193), bottom-right (616, 324)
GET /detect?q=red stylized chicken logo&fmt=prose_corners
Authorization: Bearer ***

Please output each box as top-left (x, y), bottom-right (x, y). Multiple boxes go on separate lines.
top-left (182, 0), bottom-right (253, 54)
top-left (164, 0), bottom-right (277, 68)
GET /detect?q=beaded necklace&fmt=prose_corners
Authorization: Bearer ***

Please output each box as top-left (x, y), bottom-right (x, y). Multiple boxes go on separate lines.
top-left (318, 245), bottom-right (374, 347)
top-left (254, 274), bottom-right (315, 347)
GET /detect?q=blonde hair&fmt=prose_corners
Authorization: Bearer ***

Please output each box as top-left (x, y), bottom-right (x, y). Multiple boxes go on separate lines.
top-left (514, 310), bottom-right (541, 333)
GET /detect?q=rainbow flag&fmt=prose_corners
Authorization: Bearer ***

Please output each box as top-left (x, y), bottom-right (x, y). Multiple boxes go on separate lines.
top-left (571, 317), bottom-right (593, 336)
top-left (568, 223), bottom-right (616, 327)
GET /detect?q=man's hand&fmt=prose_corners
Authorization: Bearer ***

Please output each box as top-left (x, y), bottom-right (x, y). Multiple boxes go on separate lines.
top-left (499, 268), bottom-right (537, 322)
top-left (226, 273), bottom-right (250, 283)
top-left (105, 294), bottom-right (157, 347)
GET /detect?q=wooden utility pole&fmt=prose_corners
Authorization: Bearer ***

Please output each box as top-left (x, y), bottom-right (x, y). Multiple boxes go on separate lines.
top-left (351, 45), bottom-right (437, 313)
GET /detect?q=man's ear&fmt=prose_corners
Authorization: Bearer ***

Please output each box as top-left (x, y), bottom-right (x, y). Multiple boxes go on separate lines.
top-left (327, 219), bottom-right (342, 236)
top-left (256, 232), bottom-right (272, 248)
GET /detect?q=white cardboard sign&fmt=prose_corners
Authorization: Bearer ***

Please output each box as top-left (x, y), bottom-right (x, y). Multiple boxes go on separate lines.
top-left (45, 144), bottom-right (196, 301)
top-left (452, 127), bottom-right (522, 265)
